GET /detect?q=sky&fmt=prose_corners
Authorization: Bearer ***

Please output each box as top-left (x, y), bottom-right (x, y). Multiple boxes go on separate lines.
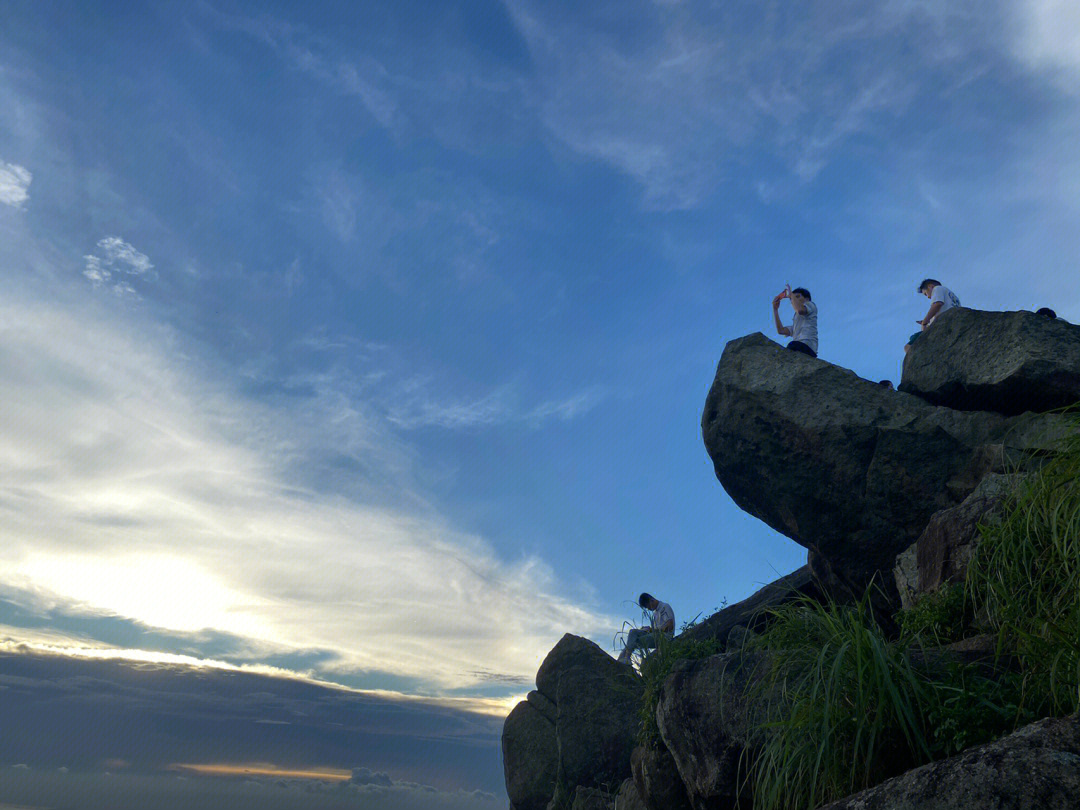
top-left (2, 0), bottom-right (1080, 805)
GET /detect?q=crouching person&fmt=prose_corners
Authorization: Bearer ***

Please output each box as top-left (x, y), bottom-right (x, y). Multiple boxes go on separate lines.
top-left (617, 593), bottom-right (675, 665)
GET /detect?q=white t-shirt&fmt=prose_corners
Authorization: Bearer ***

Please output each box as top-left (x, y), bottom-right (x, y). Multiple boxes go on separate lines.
top-left (651, 601), bottom-right (675, 636)
top-left (928, 285), bottom-right (960, 325)
top-left (790, 300), bottom-right (818, 354)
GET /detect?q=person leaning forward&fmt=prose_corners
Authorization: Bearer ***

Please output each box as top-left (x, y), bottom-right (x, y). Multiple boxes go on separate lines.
top-left (905, 278), bottom-right (960, 356)
top-left (617, 593), bottom-right (674, 665)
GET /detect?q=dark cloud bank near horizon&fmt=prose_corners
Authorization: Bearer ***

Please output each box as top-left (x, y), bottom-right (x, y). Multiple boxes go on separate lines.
top-left (0, 650), bottom-right (505, 809)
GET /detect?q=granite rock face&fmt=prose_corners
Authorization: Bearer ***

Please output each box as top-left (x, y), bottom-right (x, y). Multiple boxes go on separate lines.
top-left (503, 698), bottom-right (559, 810)
top-left (815, 713), bottom-right (1080, 810)
top-left (504, 634), bottom-right (643, 810)
top-left (894, 473), bottom-right (1015, 610)
top-left (570, 786), bottom-right (615, 810)
top-left (615, 778), bottom-right (648, 810)
top-left (631, 745), bottom-right (692, 810)
top-left (702, 333), bottom-right (1060, 598)
top-left (901, 308), bottom-right (1080, 415)
top-left (655, 652), bottom-right (764, 810)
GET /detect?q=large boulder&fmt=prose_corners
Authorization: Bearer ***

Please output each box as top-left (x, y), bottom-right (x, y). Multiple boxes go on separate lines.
top-left (702, 333), bottom-right (1062, 598)
top-left (894, 473), bottom-right (1016, 610)
top-left (531, 634), bottom-right (644, 809)
top-left (680, 565), bottom-right (821, 644)
top-left (656, 652), bottom-right (764, 810)
top-left (815, 713), bottom-right (1080, 809)
top-left (901, 308), bottom-right (1080, 415)
top-left (631, 745), bottom-right (692, 810)
top-left (503, 698), bottom-right (558, 810)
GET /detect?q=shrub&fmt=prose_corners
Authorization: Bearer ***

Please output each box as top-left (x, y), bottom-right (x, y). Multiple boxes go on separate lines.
top-left (896, 583), bottom-right (974, 643)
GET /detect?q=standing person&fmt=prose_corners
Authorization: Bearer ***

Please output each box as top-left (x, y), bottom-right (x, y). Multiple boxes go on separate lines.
top-left (772, 285), bottom-right (818, 358)
top-left (617, 593), bottom-right (675, 664)
top-left (905, 279), bottom-right (961, 355)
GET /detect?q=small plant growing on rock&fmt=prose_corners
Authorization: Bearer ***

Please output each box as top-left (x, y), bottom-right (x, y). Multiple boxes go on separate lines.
top-left (896, 583), bottom-right (975, 643)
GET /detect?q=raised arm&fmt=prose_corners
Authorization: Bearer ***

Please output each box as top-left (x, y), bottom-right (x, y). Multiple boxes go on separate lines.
top-left (772, 292), bottom-right (792, 336)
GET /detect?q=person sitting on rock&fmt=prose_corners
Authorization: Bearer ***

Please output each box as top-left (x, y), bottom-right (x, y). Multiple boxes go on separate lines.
top-left (772, 284), bottom-right (818, 358)
top-left (905, 278), bottom-right (960, 356)
top-left (1036, 307), bottom-right (1057, 319)
top-left (617, 593), bottom-right (675, 665)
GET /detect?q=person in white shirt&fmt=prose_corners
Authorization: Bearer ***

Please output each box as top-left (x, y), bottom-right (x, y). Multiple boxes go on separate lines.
top-left (617, 593), bottom-right (675, 665)
top-left (772, 285), bottom-right (818, 357)
top-left (905, 279), bottom-right (961, 355)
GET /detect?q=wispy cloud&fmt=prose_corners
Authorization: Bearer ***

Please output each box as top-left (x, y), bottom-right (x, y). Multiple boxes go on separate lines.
top-left (384, 379), bottom-right (606, 430)
top-left (0, 161), bottom-right (32, 208)
top-left (0, 293), bottom-right (612, 693)
top-left (502, 0), bottom-right (999, 208)
top-left (83, 236), bottom-right (154, 293)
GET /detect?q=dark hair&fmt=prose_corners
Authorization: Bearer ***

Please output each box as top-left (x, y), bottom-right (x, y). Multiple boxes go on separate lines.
top-left (638, 593), bottom-right (653, 608)
top-left (918, 278), bottom-right (941, 293)
top-left (1036, 307), bottom-right (1057, 319)
top-left (877, 380), bottom-right (894, 389)
top-left (791, 287), bottom-right (811, 301)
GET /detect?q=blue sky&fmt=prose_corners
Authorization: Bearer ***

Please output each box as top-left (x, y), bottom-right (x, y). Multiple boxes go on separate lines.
top-left (2, 0), bottom-right (1080, 800)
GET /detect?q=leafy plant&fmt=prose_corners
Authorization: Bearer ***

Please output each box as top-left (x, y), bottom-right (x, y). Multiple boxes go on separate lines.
top-left (896, 583), bottom-right (974, 643)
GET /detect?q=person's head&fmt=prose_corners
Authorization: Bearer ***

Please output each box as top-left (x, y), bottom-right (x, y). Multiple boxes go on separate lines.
top-left (918, 279), bottom-right (941, 298)
top-left (1036, 307), bottom-right (1057, 319)
top-left (786, 287), bottom-right (812, 308)
top-left (878, 379), bottom-right (894, 390)
top-left (638, 593), bottom-right (658, 611)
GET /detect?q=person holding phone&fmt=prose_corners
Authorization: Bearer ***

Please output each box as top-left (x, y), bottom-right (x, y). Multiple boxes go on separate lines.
top-left (772, 284), bottom-right (818, 357)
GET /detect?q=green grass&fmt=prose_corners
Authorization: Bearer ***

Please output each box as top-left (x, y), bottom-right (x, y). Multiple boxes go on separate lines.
top-left (967, 420), bottom-right (1080, 717)
top-left (745, 591), bottom-right (933, 810)
top-left (741, 417), bottom-right (1080, 810)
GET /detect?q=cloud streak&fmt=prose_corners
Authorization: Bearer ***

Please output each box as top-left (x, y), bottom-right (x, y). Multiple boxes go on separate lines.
top-left (501, 0), bottom-right (1010, 208)
top-left (0, 292), bottom-right (612, 693)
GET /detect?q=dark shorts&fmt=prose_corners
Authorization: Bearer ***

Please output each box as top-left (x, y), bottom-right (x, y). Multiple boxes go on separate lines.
top-left (787, 341), bottom-right (817, 358)
top-left (907, 331), bottom-right (922, 345)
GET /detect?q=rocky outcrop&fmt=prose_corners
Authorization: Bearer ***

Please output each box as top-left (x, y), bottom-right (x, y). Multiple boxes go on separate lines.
top-left (894, 474), bottom-right (1015, 609)
top-left (702, 332), bottom-right (1061, 598)
top-left (503, 634), bottom-right (643, 810)
top-left (631, 745), bottom-right (692, 810)
top-left (655, 652), bottom-right (764, 810)
top-left (901, 308), bottom-right (1080, 415)
top-left (680, 565), bottom-right (820, 644)
top-left (506, 317), bottom-right (1080, 810)
top-left (503, 697), bottom-right (559, 810)
top-left (815, 713), bottom-right (1080, 809)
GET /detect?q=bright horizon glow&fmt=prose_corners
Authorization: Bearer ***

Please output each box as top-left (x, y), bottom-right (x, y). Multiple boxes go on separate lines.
top-left (168, 763), bottom-right (352, 781)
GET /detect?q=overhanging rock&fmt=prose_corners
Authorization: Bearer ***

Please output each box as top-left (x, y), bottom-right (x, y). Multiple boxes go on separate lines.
top-left (702, 333), bottom-right (1063, 598)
